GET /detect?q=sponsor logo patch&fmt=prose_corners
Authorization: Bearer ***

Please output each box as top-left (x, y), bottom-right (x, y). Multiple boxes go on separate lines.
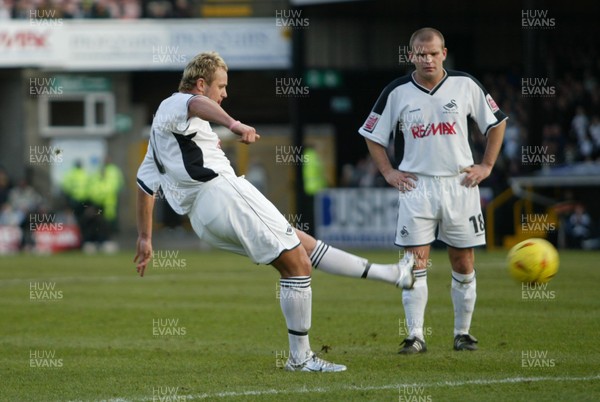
top-left (485, 94), bottom-right (499, 113)
top-left (363, 112), bottom-right (380, 132)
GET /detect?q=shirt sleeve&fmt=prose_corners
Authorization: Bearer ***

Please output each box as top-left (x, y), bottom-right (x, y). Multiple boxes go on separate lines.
top-left (469, 78), bottom-right (508, 136)
top-left (136, 143), bottom-right (161, 196)
top-left (358, 82), bottom-right (401, 147)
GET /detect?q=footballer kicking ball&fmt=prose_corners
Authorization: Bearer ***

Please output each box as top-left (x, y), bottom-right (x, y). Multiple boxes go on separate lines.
top-left (507, 238), bottom-right (559, 284)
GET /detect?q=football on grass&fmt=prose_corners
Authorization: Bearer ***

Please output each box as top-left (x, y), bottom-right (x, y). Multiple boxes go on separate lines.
top-left (507, 238), bottom-right (559, 284)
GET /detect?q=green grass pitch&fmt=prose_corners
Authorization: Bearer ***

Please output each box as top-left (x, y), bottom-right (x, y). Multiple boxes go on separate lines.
top-left (1, 248), bottom-right (599, 401)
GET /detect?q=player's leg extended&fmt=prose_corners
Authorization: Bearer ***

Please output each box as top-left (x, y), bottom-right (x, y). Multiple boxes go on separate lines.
top-left (448, 246), bottom-right (478, 351)
top-left (296, 230), bottom-right (415, 289)
top-left (188, 176), bottom-right (345, 370)
top-left (399, 244), bottom-right (430, 354)
top-left (271, 247), bottom-right (346, 372)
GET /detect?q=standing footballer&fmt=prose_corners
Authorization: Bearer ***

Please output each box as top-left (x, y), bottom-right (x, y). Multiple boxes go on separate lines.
top-left (359, 27), bottom-right (507, 353)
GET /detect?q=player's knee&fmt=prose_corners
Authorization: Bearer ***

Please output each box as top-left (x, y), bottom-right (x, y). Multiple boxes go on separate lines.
top-left (295, 252), bottom-right (312, 276)
top-left (274, 247), bottom-right (312, 277)
top-left (448, 247), bottom-right (474, 274)
top-left (450, 256), bottom-right (474, 274)
top-left (296, 230), bottom-right (317, 255)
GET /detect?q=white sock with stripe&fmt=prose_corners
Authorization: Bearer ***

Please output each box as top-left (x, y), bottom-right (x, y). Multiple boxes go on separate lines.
top-left (451, 271), bottom-right (476, 336)
top-left (279, 276), bottom-right (312, 364)
top-left (402, 269), bottom-right (428, 340)
top-left (310, 240), bottom-right (397, 284)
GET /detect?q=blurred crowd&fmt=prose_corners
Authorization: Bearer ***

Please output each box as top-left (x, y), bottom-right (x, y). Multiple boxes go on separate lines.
top-left (0, 159), bottom-right (123, 253)
top-left (0, 170), bottom-right (44, 251)
top-left (0, 0), bottom-right (195, 19)
top-left (482, 50), bottom-right (600, 176)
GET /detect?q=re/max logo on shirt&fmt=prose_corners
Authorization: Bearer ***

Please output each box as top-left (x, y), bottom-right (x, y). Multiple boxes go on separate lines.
top-left (410, 122), bottom-right (457, 138)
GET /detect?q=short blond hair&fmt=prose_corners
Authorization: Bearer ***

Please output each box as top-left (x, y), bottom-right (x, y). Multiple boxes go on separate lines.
top-left (178, 51), bottom-right (228, 92)
top-left (409, 27), bottom-right (445, 51)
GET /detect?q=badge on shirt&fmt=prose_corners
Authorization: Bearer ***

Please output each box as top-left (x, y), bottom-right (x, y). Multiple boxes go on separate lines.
top-left (363, 112), bottom-right (381, 133)
top-left (485, 94), bottom-right (499, 113)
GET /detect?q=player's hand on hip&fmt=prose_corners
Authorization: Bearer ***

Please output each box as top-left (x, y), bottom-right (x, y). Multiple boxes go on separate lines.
top-left (385, 170), bottom-right (418, 192)
top-left (133, 237), bottom-right (153, 277)
top-left (460, 164), bottom-right (491, 188)
top-left (233, 123), bottom-right (261, 144)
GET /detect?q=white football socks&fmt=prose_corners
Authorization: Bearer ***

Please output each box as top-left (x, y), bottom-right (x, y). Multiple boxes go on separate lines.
top-left (451, 271), bottom-right (476, 337)
top-left (310, 240), bottom-right (397, 284)
top-left (279, 276), bottom-right (312, 364)
top-left (402, 269), bottom-right (428, 340)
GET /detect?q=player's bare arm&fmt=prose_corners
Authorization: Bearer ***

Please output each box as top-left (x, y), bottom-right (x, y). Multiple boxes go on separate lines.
top-left (365, 138), bottom-right (417, 192)
top-left (187, 95), bottom-right (234, 127)
top-left (134, 187), bottom-right (155, 277)
top-left (187, 95), bottom-right (260, 144)
top-left (460, 120), bottom-right (506, 187)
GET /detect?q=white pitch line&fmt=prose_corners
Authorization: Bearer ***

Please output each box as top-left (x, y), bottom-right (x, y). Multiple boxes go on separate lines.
top-left (104, 374), bottom-right (599, 401)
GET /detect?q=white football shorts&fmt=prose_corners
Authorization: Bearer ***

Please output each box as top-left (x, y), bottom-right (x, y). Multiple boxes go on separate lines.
top-left (395, 173), bottom-right (486, 248)
top-left (188, 174), bottom-right (300, 264)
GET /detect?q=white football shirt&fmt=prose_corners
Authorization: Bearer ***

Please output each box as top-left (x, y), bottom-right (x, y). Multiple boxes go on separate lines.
top-left (137, 92), bottom-right (235, 214)
top-left (359, 69), bottom-right (508, 176)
